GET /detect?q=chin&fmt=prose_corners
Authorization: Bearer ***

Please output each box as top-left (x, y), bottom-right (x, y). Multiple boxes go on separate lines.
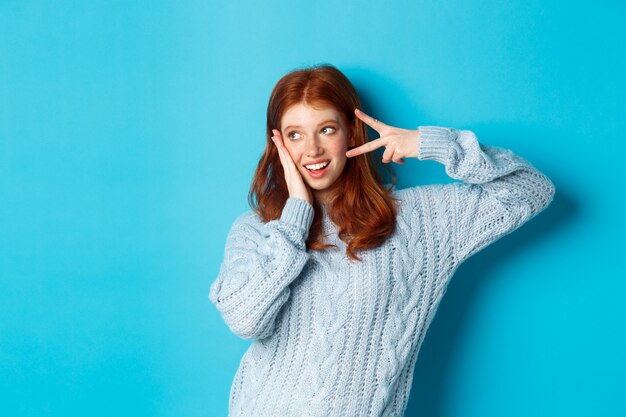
top-left (308, 183), bottom-right (330, 191)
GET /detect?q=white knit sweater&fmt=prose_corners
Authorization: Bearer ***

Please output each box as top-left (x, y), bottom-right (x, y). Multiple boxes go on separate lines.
top-left (209, 126), bottom-right (555, 417)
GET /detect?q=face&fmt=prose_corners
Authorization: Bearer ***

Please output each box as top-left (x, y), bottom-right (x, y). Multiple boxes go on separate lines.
top-left (280, 102), bottom-right (354, 203)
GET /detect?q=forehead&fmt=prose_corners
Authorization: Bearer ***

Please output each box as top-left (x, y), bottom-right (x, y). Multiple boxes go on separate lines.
top-left (281, 103), bottom-right (342, 127)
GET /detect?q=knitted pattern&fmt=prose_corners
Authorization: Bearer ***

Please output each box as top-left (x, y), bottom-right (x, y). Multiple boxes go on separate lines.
top-left (209, 126), bottom-right (555, 417)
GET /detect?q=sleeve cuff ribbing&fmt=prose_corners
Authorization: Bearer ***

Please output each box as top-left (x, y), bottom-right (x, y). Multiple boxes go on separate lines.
top-left (280, 197), bottom-right (314, 236)
top-left (417, 126), bottom-right (459, 163)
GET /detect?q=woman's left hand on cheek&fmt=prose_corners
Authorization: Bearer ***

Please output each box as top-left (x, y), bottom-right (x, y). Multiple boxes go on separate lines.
top-left (346, 108), bottom-right (420, 164)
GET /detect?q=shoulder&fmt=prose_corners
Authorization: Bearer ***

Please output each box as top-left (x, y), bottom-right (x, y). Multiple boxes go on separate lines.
top-left (226, 208), bottom-right (266, 237)
top-left (219, 209), bottom-right (273, 255)
top-left (391, 182), bottom-right (465, 221)
top-left (392, 183), bottom-right (447, 210)
top-left (233, 209), bottom-right (262, 226)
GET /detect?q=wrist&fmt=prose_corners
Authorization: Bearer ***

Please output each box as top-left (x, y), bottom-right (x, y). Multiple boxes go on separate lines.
top-left (280, 197), bottom-right (315, 236)
top-left (408, 129), bottom-right (421, 158)
top-left (289, 190), bottom-right (312, 204)
top-left (415, 126), bottom-right (457, 161)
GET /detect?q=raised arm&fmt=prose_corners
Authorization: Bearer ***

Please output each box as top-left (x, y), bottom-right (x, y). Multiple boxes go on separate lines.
top-left (209, 197), bottom-right (313, 340)
top-left (348, 108), bottom-right (555, 264)
top-left (416, 126), bottom-right (555, 263)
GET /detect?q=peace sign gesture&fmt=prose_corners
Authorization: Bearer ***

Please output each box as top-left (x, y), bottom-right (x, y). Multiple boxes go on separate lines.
top-left (346, 109), bottom-right (421, 164)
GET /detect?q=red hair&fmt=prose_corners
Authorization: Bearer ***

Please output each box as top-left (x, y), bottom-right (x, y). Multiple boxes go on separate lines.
top-left (249, 64), bottom-right (397, 261)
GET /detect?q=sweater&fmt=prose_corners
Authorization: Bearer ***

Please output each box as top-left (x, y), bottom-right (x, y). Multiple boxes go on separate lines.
top-left (208, 125), bottom-right (555, 417)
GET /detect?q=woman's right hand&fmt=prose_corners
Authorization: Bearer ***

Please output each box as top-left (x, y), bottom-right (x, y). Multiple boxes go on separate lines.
top-left (271, 129), bottom-right (313, 204)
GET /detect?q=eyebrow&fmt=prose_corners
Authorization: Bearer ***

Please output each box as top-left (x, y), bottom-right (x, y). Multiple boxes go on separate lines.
top-left (283, 119), bottom-right (339, 131)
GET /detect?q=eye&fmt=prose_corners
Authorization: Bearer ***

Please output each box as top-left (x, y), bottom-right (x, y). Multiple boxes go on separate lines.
top-left (287, 131), bottom-right (302, 140)
top-left (321, 126), bottom-right (336, 134)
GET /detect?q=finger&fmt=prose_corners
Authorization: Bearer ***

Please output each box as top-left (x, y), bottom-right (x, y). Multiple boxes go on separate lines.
top-left (272, 137), bottom-right (286, 167)
top-left (272, 136), bottom-right (289, 167)
top-left (273, 129), bottom-right (286, 149)
top-left (392, 155), bottom-right (406, 164)
top-left (271, 132), bottom-right (288, 156)
top-left (273, 136), bottom-right (297, 174)
top-left (381, 144), bottom-right (395, 164)
top-left (271, 134), bottom-right (281, 153)
top-left (382, 145), bottom-right (406, 164)
top-left (272, 129), bottom-right (285, 147)
top-left (346, 137), bottom-right (387, 158)
top-left (354, 108), bottom-right (387, 132)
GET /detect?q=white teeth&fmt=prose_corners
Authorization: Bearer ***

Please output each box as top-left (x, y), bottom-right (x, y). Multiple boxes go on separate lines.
top-left (305, 161), bottom-right (330, 170)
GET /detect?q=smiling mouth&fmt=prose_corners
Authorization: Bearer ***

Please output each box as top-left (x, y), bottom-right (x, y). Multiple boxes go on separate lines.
top-left (304, 161), bottom-right (330, 171)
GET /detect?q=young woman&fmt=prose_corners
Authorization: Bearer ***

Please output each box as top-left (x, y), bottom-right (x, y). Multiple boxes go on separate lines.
top-left (209, 64), bottom-right (555, 417)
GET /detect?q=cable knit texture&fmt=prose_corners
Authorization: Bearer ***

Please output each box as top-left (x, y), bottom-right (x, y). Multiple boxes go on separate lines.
top-left (209, 126), bottom-right (555, 417)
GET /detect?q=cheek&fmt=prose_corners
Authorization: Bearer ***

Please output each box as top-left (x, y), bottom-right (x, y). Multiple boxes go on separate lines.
top-left (284, 142), bottom-right (304, 161)
top-left (331, 140), bottom-right (348, 159)
top-left (330, 145), bottom-right (348, 173)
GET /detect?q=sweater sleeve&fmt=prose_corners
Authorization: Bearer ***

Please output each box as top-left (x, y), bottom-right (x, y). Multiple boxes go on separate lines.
top-left (415, 126), bottom-right (555, 264)
top-left (208, 197), bottom-right (314, 340)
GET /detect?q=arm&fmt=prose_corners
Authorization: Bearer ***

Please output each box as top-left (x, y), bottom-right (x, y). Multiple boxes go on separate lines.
top-left (416, 126), bottom-right (556, 263)
top-left (347, 109), bottom-right (555, 266)
top-left (208, 197), bottom-right (313, 340)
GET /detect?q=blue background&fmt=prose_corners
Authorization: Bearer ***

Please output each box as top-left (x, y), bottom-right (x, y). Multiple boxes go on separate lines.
top-left (1, 1), bottom-right (624, 416)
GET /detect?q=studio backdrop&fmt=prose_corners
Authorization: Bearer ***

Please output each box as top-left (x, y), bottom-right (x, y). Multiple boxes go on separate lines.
top-left (1, 1), bottom-right (624, 416)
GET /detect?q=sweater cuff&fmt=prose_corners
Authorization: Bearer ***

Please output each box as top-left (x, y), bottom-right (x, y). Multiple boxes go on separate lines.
top-left (280, 197), bottom-right (314, 235)
top-left (416, 126), bottom-right (458, 163)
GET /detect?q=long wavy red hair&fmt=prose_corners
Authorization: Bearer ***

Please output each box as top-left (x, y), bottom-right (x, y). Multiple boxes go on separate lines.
top-left (249, 64), bottom-right (397, 261)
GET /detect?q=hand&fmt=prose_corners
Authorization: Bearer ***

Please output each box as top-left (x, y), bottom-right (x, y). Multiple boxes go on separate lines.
top-left (346, 108), bottom-right (420, 164)
top-left (271, 129), bottom-right (313, 204)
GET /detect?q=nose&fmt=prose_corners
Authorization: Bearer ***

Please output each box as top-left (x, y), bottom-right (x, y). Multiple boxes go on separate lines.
top-left (305, 134), bottom-right (324, 158)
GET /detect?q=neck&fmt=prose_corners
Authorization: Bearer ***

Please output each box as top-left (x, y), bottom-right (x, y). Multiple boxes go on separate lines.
top-left (313, 176), bottom-right (345, 205)
top-left (313, 190), bottom-right (331, 205)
